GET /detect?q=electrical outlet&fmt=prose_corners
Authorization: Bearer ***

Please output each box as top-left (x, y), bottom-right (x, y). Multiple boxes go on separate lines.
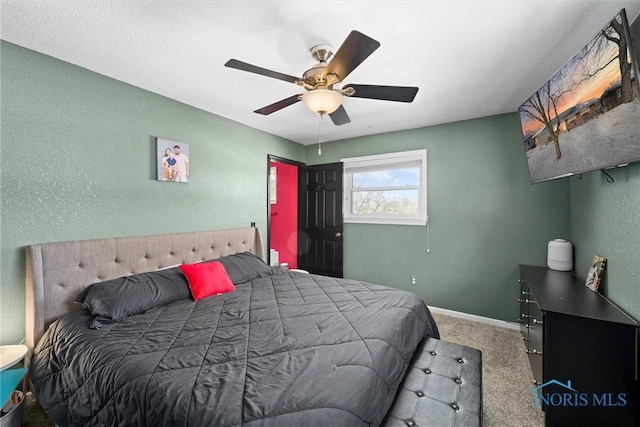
top-left (410, 276), bottom-right (417, 286)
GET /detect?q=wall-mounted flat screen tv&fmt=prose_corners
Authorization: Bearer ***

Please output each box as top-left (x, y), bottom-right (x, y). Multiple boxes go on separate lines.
top-left (518, 9), bottom-right (640, 184)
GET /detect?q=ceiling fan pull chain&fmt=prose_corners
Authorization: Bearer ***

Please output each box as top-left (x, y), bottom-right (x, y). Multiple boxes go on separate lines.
top-left (318, 113), bottom-right (325, 155)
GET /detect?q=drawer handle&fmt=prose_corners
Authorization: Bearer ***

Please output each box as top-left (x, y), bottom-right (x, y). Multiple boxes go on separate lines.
top-left (517, 298), bottom-right (535, 304)
top-left (521, 290), bottom-right (531, 296)
top-left (533, 380), bottom-right (540, 385)
top-left (520, 313), bottom-right (530, 319)
top-left (526, 349), bottom-right (543, 356)
top-left (532, 319), bottom-right (543, 325)
top-left (521, 336), bottom-right (529, 341)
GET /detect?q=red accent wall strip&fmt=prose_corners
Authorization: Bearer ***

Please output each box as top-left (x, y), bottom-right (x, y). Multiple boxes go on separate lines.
top-left (270, 161), bottom-right (298, 269)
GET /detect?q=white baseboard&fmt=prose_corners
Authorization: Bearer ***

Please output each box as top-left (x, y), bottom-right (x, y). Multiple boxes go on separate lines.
top-left (428, 306), bottom-right (520, 331)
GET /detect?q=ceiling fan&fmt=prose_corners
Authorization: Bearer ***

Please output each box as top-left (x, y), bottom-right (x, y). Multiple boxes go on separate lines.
top-left (224, 30), bottom-right (419, 126)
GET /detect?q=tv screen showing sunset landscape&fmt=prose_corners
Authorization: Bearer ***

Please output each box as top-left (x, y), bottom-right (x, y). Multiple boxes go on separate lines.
top-left (518, 9), bottom-right (640, 183)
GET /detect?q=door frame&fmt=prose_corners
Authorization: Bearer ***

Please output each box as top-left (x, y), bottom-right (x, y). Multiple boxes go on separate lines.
top-left (266, 155), bottom-right (305, 266)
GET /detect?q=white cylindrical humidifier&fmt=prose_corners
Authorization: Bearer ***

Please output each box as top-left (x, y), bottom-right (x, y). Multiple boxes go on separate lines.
top-left (547, 239), bottom-right (573, 271)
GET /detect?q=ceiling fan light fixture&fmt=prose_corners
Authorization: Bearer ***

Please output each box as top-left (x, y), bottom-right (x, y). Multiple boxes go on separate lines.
top-left (302, 89), bottom-right (343, 115)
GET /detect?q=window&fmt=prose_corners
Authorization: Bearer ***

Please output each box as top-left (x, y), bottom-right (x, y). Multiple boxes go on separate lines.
top-left (342, 150), bottom-right (427, 225)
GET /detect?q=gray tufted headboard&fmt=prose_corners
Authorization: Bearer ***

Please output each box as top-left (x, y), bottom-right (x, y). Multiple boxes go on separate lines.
top-left (25, 227), bottom-right (263, 351)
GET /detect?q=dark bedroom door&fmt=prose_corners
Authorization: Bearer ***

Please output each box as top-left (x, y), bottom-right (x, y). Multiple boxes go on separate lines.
top-left (298, 162), bottom-right (344, 277)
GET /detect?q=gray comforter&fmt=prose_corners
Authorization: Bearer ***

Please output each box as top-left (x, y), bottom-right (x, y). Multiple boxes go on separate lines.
top-left (30, 269), bottom-right (439, 426)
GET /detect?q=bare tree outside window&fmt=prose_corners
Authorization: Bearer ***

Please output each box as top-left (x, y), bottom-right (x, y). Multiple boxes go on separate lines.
top-left (351, 168), bottom-right (419, 215)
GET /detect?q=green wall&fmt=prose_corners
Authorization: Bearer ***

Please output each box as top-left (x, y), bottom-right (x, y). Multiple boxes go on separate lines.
top-left (570, 165), bottom-right (640, 321)
top-left (5, 39), bottom-right (636, 346)
top-left (305, 115), bottom-right (571, 322)
top-left (0, 42), bottom-right (305, 345)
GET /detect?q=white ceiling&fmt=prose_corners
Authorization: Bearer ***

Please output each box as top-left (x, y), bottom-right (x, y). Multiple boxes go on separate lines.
top-left (2, 1), bottom-right (639, 145)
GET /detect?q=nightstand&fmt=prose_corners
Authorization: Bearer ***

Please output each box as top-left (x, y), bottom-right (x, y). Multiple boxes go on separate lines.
top-left (0, 345), bottom-right (28, 426)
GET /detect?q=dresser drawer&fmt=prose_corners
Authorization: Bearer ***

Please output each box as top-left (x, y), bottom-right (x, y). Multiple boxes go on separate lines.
top-left (527, 302), bottom-right (543, 352)
top-left (519, 280), bottom-right (543, 384)
top-left (526, 305), bottom-right (543, 385)
top-left (518, 280), bottom-right (533, 344)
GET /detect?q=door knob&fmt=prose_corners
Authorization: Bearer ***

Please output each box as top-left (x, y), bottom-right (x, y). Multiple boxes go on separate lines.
top-left (335, 232), bottom-right (342, 238)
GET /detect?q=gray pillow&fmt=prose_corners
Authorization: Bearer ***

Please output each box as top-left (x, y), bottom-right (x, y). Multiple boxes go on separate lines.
top-left (213, 252), bottom-right (273, 284)
top-left (74, 267), bottom-right (191, 323)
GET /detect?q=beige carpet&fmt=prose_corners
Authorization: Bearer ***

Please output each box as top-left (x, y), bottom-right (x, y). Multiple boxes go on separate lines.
top-left (23, 312), bottom-right (544, 426)
top-left (432, 311), bottom-right (545, 427)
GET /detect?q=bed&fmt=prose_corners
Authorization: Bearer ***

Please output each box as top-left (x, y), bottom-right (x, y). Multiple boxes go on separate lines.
top-left (25, 227), bottom-right (440, 426)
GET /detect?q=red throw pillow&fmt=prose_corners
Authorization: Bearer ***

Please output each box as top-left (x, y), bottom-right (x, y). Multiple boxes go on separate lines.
top-left (179, 262), bottom-right (235, 301)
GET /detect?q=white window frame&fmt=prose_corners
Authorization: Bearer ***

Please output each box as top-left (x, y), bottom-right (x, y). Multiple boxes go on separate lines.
top-left (341, 149), bottom-right (427, 226)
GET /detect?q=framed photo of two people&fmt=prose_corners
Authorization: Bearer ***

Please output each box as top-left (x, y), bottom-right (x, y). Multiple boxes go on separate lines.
top-left (156, 137), bottom-right (190, 183)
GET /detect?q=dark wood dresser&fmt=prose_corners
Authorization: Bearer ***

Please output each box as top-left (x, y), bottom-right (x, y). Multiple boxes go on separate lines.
top-left (518, 265), bottom-right (638, 426)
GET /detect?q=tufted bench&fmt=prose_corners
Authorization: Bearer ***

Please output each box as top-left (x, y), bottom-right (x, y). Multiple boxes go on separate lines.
top-left (384, 337), bottom-right (483, 426)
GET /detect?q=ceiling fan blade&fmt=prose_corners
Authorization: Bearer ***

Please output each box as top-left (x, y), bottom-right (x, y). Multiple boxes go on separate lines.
top-left (344, 84), bottom-right (419, 102)
top-left (323, 31), bottom-right (380, 82)
top-left (225, 59), bottom-right (300, 84)
top-left (329, 105), bottom-right (351, 126)
top-left (254, 95), bottom-right (302, 115)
